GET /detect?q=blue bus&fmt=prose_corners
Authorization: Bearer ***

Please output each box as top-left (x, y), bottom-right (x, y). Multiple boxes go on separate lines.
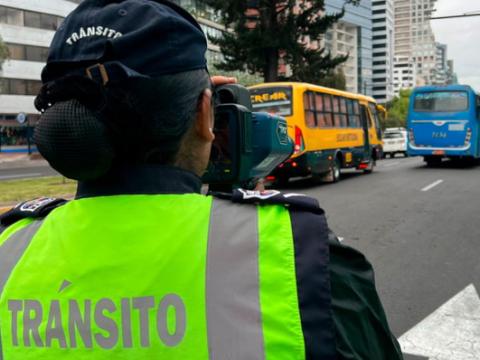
top-left (407, 85), bottom-right (480, 165)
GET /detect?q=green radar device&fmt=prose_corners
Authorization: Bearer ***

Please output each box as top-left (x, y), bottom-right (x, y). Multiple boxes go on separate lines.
top-left (203, 84), bottom-right (293, 191)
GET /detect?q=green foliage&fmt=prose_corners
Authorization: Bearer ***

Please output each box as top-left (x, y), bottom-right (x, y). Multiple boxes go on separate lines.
top-left (204, 0), bottom-right (359, 83)
top-left (210, 65), bottom-right (263, 87)
top-left (316, 68), bottom-right (347, 90)
top-left (0, 35), bottom-right (8, 71)
top-left (384, 89), bottom-right (412, 129)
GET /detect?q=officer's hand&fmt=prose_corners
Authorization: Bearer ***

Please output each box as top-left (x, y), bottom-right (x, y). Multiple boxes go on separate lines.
top-left (211, 76), bottom-right (237, 87)
top-left (254, 178), bottom-right (266, 191)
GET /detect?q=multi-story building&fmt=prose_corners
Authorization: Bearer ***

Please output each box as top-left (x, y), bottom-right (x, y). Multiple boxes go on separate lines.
top-left (433, 42), bottom-right (448, 85)
top-left (394, 0), bottom-right (437, 87)
top-left (0, 0), bottom-right (79, 150)
top-left (392, 55), bottom-right (416, 96)
top-left (171, 0), bottom-right (225, 66)
top-left (325, 0), bottom-right (373, 95)
top-left (323, 21), bottom-right (359, 93)
top-left (446, 59), bottom-right (458, 85)
top-left (371, 0), bottom-right (395, 104)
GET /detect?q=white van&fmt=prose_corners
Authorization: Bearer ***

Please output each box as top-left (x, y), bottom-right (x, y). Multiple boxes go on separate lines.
top-left (383, 128), bottom-right (408, 158)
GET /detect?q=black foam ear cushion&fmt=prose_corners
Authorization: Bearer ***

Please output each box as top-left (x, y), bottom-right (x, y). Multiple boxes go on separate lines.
top-left (34, 100), bottom-right (115, 181)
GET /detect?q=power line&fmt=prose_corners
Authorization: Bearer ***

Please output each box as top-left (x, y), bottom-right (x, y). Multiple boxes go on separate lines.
top-left (430, 12), bottom-right (480, 20)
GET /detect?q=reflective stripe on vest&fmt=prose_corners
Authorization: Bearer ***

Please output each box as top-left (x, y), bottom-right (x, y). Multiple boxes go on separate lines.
top-left (207, 199), bottom-right (265, 359)
top-left (0, 221), bottom-right (44, 360)
top-left (0, 196), bottom-right (306, 359)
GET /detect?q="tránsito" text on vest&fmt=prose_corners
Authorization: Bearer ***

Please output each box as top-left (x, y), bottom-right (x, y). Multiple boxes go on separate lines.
top-left (7, 294), bottom-right (186, 349)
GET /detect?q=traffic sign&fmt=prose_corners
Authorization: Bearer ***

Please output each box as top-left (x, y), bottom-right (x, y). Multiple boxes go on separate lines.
top-left (16, 112), bottom-right (27, 124)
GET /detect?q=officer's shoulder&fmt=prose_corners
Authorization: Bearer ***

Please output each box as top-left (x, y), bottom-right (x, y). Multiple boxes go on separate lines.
top-left (0, 197), bottom-right (68, 229)
top-left (212, 189), bottom-right (324, 215)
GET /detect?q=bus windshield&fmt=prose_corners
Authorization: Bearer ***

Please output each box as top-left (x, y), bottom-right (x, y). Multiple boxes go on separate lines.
top-left (250, 87), bottom-right (293, 116)
top-left (413, 91), bottom-right (469, 112)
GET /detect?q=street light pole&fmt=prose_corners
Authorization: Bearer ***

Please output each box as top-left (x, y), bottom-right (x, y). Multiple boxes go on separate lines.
top-left (430, 12), bottom-right (480, 20)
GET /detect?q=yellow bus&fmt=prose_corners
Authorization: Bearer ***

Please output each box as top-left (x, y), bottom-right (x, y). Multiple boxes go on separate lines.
top-left (248, 82), bottom-right (384, 183)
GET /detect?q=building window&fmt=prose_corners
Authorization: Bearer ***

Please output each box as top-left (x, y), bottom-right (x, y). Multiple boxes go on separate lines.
top-left (0, 79), bottom-right (43, 95)
top-left (0, 6), bottom-right (63, 31)
top-left (0, 7), bottom-right (24, 25)
top-left (6, 44), bottom-right (25, 59)
top-left (6, 43), bottom-right (50, 62)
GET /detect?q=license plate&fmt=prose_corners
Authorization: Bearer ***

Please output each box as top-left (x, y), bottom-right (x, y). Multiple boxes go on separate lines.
top-left (449, 124), bottom-right (465, 131)
top-left (433, 150), bottom-right (445, 155)
top-left (345, 153), bottom-right (352, 163)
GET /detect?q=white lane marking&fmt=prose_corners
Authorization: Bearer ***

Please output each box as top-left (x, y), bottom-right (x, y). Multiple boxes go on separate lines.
top-left (421, 179), bottom-right (444, 192)
top-left (0, 173), bottom-right (42, 180)
top-left (400, 284), bottom-right (480, 360)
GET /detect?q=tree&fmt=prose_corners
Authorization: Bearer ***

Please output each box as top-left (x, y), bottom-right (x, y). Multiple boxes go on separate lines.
top-left (210, 65), bottom-right (263, 87)
top-left (204, 0), bottom-right (359, 83)
top-left (384, 89), bottom-right (412, 129)
top-left (0, 35), bottom-right (8, 71)
top-left (317, 68), bottom-right (346, 90)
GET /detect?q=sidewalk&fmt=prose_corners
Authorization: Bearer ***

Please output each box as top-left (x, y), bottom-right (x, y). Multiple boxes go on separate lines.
top-left (0, 152), bottom-right (48, 169)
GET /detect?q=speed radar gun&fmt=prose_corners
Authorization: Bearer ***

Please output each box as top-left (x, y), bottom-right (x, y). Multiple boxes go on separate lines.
top-left (202, 84), bottom-right (293, 191)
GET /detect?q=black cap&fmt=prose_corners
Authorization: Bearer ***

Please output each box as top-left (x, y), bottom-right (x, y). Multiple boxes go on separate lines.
top-left (42, 0), bottom-right (208, 84)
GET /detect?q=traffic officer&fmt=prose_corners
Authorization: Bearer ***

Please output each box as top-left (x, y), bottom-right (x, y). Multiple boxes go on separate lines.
top-left (0, 0), bottom-right (403, 359)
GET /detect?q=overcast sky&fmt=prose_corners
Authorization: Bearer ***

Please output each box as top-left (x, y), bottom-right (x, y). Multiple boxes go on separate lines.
top-left (430, 0), bottom-right (480, 90)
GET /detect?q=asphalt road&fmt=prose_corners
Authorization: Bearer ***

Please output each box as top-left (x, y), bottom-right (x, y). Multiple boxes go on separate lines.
top-left (0, 164), bottom-right (58, 181)
top-left (280, 156), bottom-right (480, 358)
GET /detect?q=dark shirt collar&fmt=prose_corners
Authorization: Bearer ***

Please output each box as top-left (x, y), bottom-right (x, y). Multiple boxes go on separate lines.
top-left (76, 165), bottom-right (203, 199)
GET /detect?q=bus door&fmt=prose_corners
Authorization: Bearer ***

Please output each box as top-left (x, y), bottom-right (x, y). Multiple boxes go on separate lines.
top-left (360, 105), bottom-right (371, 161)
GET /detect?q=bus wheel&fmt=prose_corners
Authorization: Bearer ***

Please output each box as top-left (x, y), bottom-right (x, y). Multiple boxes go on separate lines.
top-left (363, 159), bottom-right (375, 174)
top-left (331, 158), bottom-right (341, 182)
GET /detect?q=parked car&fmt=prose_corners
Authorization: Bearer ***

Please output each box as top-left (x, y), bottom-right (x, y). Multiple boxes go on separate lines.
top-left (383, 128), bottom-right (408, 158)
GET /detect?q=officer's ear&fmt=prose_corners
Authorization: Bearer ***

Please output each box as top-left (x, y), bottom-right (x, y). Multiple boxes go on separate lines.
top-left (195, 89), bottom-right (215, 143)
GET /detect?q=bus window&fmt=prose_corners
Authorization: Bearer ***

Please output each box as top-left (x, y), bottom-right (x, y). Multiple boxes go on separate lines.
top-left (353, 101), bottom-right (360, 116)
top-left (317, 113), bottom-right (327, 128)
top-left (339, 98), bottom-right (348, 127)
top-left (324, 113), bottom-right (333, 127)
top-left (332, 96), bottom-right (341, 127)
top-left (360, 105), bottom-right (369, 129)
top-left (340, 97), bottom-right (347, 113)
top-left (314, 93), bottom-right (327, 127)
top-left (333, 96), bottom-right (340, 113)
top-left (413, 91), bottom-right (468, 112)
top-left (315, 93), bottom-right (324, 112)
top-left (368, 103), bottom-right (381, 130)
top-left (324, 94), bottom-right (333, 113)
top-left (303, 91), bottom-right (316, 128)
top-left (322, 94), bottom-right (333, 127)
top-left (347, 99), bottom-right (355, 127)
top-left (346, 99), bottom-right (360, 128)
